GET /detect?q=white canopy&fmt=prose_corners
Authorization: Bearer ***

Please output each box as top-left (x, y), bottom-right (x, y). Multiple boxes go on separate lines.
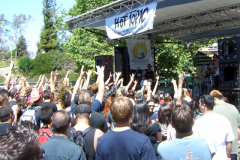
top-left (65, 0), bottom-right (240, 41)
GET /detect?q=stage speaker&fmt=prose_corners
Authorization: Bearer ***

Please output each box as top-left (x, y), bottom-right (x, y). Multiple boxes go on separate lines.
top-left (115, 47), bottom-right (130, 86)
top-left (95, 55), bottom-right (113, 82)
top-left (218, 37), bottom-right (240, 90)
top-left (220, 90), bottom-right (240, 112)
top-left (218, 37), bottom-right (240, 63)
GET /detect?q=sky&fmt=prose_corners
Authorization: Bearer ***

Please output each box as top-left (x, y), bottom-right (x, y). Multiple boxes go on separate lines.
top-left (0, 0), bottom-right (76, 57)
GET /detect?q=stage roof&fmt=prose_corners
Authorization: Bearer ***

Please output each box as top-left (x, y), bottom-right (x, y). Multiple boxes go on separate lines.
top-left (65, 0), bottom-right (240, 41)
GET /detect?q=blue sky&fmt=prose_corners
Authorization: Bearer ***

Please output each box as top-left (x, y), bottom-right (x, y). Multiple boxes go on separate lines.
top-left (0, 0), bottom-right (76, 57)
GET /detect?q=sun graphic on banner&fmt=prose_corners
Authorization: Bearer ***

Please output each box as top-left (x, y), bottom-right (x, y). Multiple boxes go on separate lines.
top-left (133, 42), bottom-right (147, 59)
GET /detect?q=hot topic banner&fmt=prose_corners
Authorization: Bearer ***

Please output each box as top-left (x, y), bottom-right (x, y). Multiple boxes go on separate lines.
top-left (127, 39), bottom-right (151, 70)
top-left (105, 2), bottom-right (157, 39)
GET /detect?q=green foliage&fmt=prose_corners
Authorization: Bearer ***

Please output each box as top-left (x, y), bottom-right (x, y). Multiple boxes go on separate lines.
top-left (32, 51), bottom-right (72, 74)
top-left (18, 56), bottom-right (33, 74)
top-left (155, 38), bottom-right (207, 78)
top-left (38, 0), bottom-right (59, 53)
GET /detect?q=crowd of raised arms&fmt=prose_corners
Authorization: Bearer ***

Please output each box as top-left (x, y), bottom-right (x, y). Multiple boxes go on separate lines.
top-left (0, 61), bottom-right (239, 160)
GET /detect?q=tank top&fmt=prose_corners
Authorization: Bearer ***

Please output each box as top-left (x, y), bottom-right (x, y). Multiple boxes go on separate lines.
top-left (84, 127), bottom-right (96, 160)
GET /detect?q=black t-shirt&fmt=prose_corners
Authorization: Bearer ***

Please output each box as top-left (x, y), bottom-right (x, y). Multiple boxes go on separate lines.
top-left (9, 101), bottom-right (23, 121)
top-left (71, 111), bottom-right (108, 133)
top-left (41, 102), bottom-right (58, 112)
top-left (0, 123), bottom-right (12, 134)
top-left (145, 70), bottom-right (154, 80)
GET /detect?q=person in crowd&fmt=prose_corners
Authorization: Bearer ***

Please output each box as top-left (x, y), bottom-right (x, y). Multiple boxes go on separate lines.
top-left (147, 99), bottom-right (158, 120)
top-left (130, 100), bottom-right (162, 157)
top-left (182, 88), bottom-right (192, 103)
top-left (39, 106), bottom-right (56, 130)
top-left (0, 93), bottom-right (9, 107)
top-left (158, 102), bottom-right (176, 141)
top-left (96, 96), bottom-right (156, 160)
top-left (0, 121), bottom-right (44, 160)
top-left (42, 110), bottom-right (86, 160)
top-left (71, 91), bottom-right (108, 133)
top-left (41, 89), bottom-right (57, 112)
top-left (142, 64), bottom-right (156, 81)
top-left (103, 96), bottom-right (114, 119)
top-left (189, 100), bottom-right (203, 120)
top-left (21, 89), bottom-right (43, 127)
top-left (158, 104), bottom-right (211, 160)
top-left (193, 95), bottom-right (234, 160)
top-left (69, 104), bottom-right (104, 160)
top-left (0, 106), bottom-right (14, 133)
top-left (9, 87), bottom-right (22, 124)
top-left (210, 90), bottom-right (240, 160)
top-left (207, 54), bottom-right (219, 90)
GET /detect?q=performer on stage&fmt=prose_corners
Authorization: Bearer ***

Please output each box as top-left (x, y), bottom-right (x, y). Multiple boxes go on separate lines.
top-left (142, 64), bottom-right (156, 81)
top-left (207, 54), bottom-right (219, 90)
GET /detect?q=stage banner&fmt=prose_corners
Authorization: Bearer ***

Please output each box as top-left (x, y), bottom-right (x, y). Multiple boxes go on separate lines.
top-left (127, 39), bottom-right (152, 70)
top-left (105, 2), bottom-right (157, 39)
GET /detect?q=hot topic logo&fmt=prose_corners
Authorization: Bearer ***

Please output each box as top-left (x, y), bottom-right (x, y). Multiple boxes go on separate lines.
top-left (132, 42), bottom-right (148, 59)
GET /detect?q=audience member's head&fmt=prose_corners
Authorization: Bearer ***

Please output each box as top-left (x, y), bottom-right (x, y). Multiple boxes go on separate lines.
top-left (74, 104), bottom-right (92, 120)
top-left (79, 92), bottom-right (91, 105)
top-left (0, 121), bottom-right (43, 160)
top-left (9, 88), bottom-right (19, 100)
top-left (25, 86), bottom-right (32, 96)
top-left (43, 90), bottom-right (52, 100)
top-left (164, 93), bottom-right (172, 102)
top-left (64, 91), bottom-right (72, 108)
top-left (52, 110), bottom-right (71, 134)
top-left (182, 88), bottom-right (190, 98)
top-left (17, 96), bottom-right (27, 110)
top-left (39, 106), bottom-right (56, 126)
top-left (30, 89), bottom-right (43, 104)
top-left (91, 83), bottom-right (99, 94)
top-left (0, 94), bottom-right (9, 106)
top-left (210, 90), bottom-right (223, 100)
top-left (143, 89), bottom-right (148, 99)
top-left (201, 95), bottom-right (215, 111)
top-left (147, 99), bottom-right (155, 114)
top-left (103, 96), bottom-right (114, 118)
top-left (130, 100), bottom-right (152, 135)
top-left (158, 103), bottom-right (173, 126)
top-left (110, 96), bottom-right (133, 124)
top-left (0, 89), bottom-right (9, 97)
top-left (172, 104), bottom-right (193, 134)
top-left (0, 106), bottom-right (13, 123)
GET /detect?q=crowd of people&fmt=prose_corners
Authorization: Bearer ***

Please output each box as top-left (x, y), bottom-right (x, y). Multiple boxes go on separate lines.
top-left (0, 61), bottom-right (239, 160)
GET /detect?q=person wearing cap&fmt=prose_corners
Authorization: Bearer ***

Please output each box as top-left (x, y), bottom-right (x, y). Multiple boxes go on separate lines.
top-left (69, 104), bottom-right (104, 160)
top-left (71, 92), bottom-right (108, 133)
top-left (26, 89), bottom-right (44, 127)
top-left (0, 106), bottom-right (14, 134)
top-left (42, 110), bottom-right (86, 160)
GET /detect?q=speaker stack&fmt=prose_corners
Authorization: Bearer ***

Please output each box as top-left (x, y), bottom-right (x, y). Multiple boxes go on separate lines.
top-left (95, 55), bottom-right (113, 82)
top-left (218, 37), bottom-right (240, 111)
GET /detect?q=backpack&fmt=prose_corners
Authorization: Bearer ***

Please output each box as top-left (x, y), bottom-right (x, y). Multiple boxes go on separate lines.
top-left (69, 127), bottom-right (94, 160)
top-left (19, 106), bottom-right (42, 125)
top-left (39, 128), bottom-right (53, 144)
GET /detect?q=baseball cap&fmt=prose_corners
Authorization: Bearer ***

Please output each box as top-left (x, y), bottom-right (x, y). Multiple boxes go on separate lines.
top-left (74, 104), bottom-right (92, 114)
top-left (30, 89), bottom-right (43, 102)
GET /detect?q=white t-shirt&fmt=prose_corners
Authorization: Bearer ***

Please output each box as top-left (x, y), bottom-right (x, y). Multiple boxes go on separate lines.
top-left (193, 113), bottom-right (234, 160)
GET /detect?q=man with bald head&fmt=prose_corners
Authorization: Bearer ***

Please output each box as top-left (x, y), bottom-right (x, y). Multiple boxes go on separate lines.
top-left (71, 92), bottom-right (108, 133)
top-left (42, 110), bottom-right (86, 160)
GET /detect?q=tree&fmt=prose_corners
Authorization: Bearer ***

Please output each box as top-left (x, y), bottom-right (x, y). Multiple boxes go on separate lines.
top-left (16, 36), bottom-right (28, 57)
top-left (0, 14), bottom-right (32, 59)
top-left (38, 0), bottom-right (59, 53)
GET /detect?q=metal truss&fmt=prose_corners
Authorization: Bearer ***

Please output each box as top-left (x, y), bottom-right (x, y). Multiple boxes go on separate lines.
top-left (65, 0), bottom-right (160, 30)
top-left (149, 4), bottom-right (240, 40)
